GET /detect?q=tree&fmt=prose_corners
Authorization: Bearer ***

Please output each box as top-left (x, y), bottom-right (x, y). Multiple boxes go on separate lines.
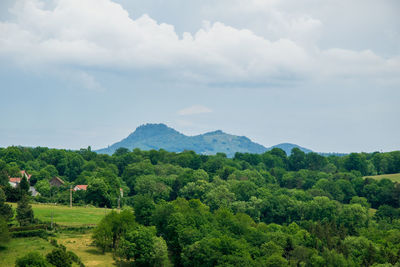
top-left (16, 195), bottom-right (34, 226)
top-left (132, 194), bottom-right (156, 225)
top-left (0, 217), bottom-right (11, 246)
top-left (0, 187), bottom-right (13, 221)
top-left (264, 254), bottom-right (289, 267)
top-left (0, 170), bottom-right (9, 186)
top-left (19, 175), bottom-right (30, 195)
top-left (289, 148), bottom-right (306, 171)
top-left (344, 153), bottom-right (367, 175)
top-left (118, 225), bottom-right (171, 266)
top-left (15, 252), bottom-right (51, 267)
top-left (204, 185), bottom-right (235, 211)
top-left (86, 178), bottom-right (111, 207)
top-left (92, 209), bottom-right (136, 253)
top-left (35, 180), bottom-right (51, 197)
top-left (46, 247), bottom-right (72, 267)
top-left (374, 205), bottom-right (400, 222)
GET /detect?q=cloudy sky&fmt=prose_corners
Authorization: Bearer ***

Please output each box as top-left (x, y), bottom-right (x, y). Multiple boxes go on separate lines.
top-left (0, 0), bottom-right (399, 153)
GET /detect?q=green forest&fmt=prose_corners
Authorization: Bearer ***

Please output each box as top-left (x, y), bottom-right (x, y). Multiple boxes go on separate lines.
top-left (1, 146), bottom-right (400, 266)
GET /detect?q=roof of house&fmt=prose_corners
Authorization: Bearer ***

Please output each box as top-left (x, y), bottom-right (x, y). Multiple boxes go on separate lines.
top-left (74, 185), bottom-right (88, 190)
top-left (9, 177), bottom-right (21, 183)
top-left (51, 176), bottom-right (65, 184)
top-left (9, 170), bottom-right (31, 183)
top-left (20, 170), bottom-right (32, 180)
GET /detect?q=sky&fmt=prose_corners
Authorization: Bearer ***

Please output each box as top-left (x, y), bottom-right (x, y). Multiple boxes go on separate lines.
top-left (0, 0), bottom-right (399, 153)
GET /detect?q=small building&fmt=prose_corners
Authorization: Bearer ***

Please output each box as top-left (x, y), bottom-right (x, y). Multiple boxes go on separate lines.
top-left (9, 170), bottom-right (31, 188)
top-left (29, 186), bottom-right (40, 197)
top-left (74, 185), bottom-right (88, 191)
top-left (50, 176), bottom-right (65, 187)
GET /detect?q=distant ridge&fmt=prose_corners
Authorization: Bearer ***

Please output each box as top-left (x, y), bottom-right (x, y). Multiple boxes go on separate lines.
top-left (96, 123), bottom-right (313, 157)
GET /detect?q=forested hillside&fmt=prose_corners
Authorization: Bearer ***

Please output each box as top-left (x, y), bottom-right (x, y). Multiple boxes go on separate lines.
top-left (1, 146), bottom-right (400, 266)
top-left (95, 123), bottom-right (312, 156)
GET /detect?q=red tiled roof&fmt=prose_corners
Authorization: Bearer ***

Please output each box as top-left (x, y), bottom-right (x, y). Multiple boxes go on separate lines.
top-left (9, 178), bottom-right (21, 183)
top-left (74, 185), bottom-right (88, 191)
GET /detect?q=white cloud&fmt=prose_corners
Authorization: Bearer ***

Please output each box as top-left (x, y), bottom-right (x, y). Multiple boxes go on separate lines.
top-left (178, 105), bottom-right (212, 116)
top-left (0, 0), bottom-right (399, 86)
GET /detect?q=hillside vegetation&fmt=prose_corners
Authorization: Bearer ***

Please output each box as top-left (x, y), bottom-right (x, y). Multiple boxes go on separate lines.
top-left (8, 203), bottom-right (110, 226)
top-left (96, 123), bottom-right (312, 156)
top-left (364, 173), bottom-right (400, 183)
top-left (0, 146), bottom-right (400, 266)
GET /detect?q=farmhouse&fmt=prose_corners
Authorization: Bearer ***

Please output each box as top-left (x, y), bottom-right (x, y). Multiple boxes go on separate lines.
top-left (50, 176), bottom-right (65, 187)
top-left (8, 170), bottom-right (40, 196)
top-left (9, 170), bottom-right (31, 188)
top-left (74, 185), bottom-right (88, 191)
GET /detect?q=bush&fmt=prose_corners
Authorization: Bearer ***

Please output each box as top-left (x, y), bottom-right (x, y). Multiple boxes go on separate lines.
top-left (46, 246), bottom-right (72, 267)
top-left (0, 217), bottom-right (11, 245)
top-left (9, 224), bottom-right (49, 232)
top-left (11, 229), bottom-right (48, 238)
top-left (15, 252), bottom-right (51, 267)
top-left (50, 238), bottom-right (58, 247)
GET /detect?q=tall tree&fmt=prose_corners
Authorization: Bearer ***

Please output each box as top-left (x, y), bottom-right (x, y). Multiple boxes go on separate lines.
top-left (0, 217), bottom-right (11, 246)
top-left (19, 175), bottom-right (30, 195)
top-left (0, 170), bottom-right (9, 186)
top-left (16, 195), bottom-right (34, 226)
top-left (0, 187), bottom-right (13, 221)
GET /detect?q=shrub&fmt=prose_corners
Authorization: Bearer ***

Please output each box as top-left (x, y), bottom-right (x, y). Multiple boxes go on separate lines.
top-left (15, 252), bottom-right (51, 267)
top-left (11, 229), bottom-right (47, 238)
top-left (46, 246), bottom-right (72, 267)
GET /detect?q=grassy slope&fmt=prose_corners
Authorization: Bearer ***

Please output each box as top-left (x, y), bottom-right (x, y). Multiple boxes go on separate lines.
top-left (1, 204), bottom-right (115, 266)
top-left (364, 173), bottom-right (400, 183)
top-left (0, 234), bottom-right (115, 267)
top-left (9, 203), bottom-right (111, 226)
top-left (58, 233), bottom-right (115, 267)
top-left (0, 237), bottom-right (53, 266)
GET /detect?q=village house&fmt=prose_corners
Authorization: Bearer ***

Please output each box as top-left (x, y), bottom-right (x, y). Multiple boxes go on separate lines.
top-left (8, 170), bottom-right (40, 196)
top-left (49, 176), bottom-right (65, 187)
top-left (8, 170), bottom-right (32, 188)
top-left (73, 185), bottom-right (88, 191)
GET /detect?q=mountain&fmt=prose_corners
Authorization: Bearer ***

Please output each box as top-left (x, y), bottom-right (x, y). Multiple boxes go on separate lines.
top-left (96, 123), bottom-right (312, 157)
top-left (269, 143), bottom-right (313, 155)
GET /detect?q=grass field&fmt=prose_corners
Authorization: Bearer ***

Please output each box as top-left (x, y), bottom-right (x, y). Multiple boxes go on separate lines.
top-left (0, 237), bottom-right (53, 266)
top-left (364, 173), bottom-right (400, 183)
top-left (0, 233), bottom-right (116, 267)
top-left (58, 233), bottom-right (115, 267)
top-left (9, 203), bottom-right (111, 226)
top-left (0, 203), bottom-right (118, 265)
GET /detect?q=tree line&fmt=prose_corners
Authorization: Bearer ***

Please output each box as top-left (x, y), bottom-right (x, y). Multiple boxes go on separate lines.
top-left (0, 146), bottom-right (400, 266)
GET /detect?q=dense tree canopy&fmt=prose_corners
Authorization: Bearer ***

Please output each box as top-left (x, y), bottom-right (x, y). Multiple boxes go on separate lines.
top-left (0, 146), bottom-right (400, 265)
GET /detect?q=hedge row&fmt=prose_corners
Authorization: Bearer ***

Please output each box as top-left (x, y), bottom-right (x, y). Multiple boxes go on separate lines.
top-left (11, 229), bottom-right (50, 238)
top-left (9, 224), bottom-right (49, 232)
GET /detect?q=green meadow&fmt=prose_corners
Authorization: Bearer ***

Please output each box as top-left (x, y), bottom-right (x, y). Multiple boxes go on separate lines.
top-left (1, 204), bottom-right (116, 266)
top-left (9, 203), bottom-right (111, 226)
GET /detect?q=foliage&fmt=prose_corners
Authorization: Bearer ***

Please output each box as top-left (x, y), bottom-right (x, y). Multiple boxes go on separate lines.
top-left (117, 225), bottom-right (171, 266)
top-left (15, 252), bottom-right (51, 267)
top-left (92, 209), bottom-right (136, 253)
top-left (19, 175), bottom-right (30, 194)
top-left (1, 145), bottom-right (400, 266)
top-left (46, 246), bottom-right (72, 267)
top-left (0, 187), bottom-right (13, 221)
top-left (0, 217), bottom-right (11, 246)
top-left (16, 195), bottom-right (34, 226)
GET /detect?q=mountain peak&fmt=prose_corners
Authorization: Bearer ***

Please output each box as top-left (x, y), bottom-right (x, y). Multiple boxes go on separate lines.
top-left (128, 123), bottom-right (180, 138)
top-left (203, 130), bottom-right (225, 135)
top-left (136, 123), bottom-right (169, 131)
top-left (96, 124), bottom-right (313, 156)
